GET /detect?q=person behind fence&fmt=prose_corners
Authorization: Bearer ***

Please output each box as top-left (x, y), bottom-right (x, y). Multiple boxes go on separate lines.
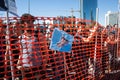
top-left (17, 13), bottom-right (45, 80)
top-left (73, 22), bottom-right (90, 79)
top-left (4, 21), bottom-right (21, 80)
top-left (98, 26), bottom-right (109, 74)
top-left (75, 22), bottom-right (100, 79)
top-left (106, 31), bottom-right (118, 71)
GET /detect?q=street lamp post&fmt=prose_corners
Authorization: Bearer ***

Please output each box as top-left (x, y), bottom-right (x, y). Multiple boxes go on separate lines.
top-left (118, 0), bottom-right (120, 30)
top-left (28, 0), bottom-right (30, 14)
top-left (79, 0), bottom-right (82, 18)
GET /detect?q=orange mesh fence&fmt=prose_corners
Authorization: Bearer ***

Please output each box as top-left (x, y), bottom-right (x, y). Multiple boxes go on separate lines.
top-left (0, 17), bottom-right (119, 80)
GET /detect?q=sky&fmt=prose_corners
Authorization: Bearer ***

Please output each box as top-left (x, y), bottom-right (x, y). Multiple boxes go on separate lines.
top-left (0, 0), bottom-right (119, 26)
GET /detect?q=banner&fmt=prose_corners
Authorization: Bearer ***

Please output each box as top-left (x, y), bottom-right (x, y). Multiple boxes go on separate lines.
top-left (0, 0), bottom-right (7, 11)
top-left (50, 28), bottom-right (74, 52)
top-left (7, 0), bottom-right (18, 16)
top-left (0, 0), bottom-right (18, 16)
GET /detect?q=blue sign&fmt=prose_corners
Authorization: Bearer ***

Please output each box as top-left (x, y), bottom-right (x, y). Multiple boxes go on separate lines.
top-left (50, 28), bottom-right (74, 53)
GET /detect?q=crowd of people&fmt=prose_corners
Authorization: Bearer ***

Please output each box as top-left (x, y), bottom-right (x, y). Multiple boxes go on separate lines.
top-left (0, 14), bottom-right (120, 80)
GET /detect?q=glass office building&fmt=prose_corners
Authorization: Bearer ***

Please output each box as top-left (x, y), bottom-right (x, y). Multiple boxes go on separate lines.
top-left (80, 0), bottom-right (98, 21)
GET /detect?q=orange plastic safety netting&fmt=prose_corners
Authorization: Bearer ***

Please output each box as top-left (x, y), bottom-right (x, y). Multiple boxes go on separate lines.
top-left (0, 16), bottom-right (119, 80)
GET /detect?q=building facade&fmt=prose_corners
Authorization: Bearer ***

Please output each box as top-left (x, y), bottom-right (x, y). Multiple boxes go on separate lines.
top-left (80, 0), bottom-right (98, 21)
top-left (105, 11), bottom-right (119, 26)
